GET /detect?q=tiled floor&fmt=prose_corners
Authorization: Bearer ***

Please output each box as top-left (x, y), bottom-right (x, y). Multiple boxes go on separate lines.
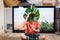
top-left (0, 33), bottom-right (60, 40)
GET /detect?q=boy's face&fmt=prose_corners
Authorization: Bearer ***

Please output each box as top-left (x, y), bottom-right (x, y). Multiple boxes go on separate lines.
top-left (29, 17), bottom-right (34, 22)
top-left (27, 12), bottom-right (35, 22)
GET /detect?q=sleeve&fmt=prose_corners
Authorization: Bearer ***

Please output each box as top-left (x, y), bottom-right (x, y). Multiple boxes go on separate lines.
top-left (34, 22), bottom-right (39, 29)
top-left (35, 22), bottom-right (40, 29)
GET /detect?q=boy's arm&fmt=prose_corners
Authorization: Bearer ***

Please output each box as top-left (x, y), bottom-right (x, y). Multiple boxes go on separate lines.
top-left (31, 25), bottom-right (40, 32)
top-left (19, 12), bottom-right (31, 30)
top-left (19, 21), bottom-right (26, 30)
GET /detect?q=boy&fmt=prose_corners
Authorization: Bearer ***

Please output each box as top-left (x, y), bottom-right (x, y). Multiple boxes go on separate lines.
top-left (20, 12), bottom-right (45, 40)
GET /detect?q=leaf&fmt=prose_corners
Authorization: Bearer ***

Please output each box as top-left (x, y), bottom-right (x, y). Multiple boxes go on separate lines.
top-left (23, 13), bottom-right (27, 19)
top-left (40, 21), bottom-right (53, 31)
top-left (25, 6), bottom-right (31, 14)
top-left (35, 9), bottom-right (40, 20)
top-left (31, 4), bottom-right (36, 12)
top-left (23, 4), bottom-right (40, 21)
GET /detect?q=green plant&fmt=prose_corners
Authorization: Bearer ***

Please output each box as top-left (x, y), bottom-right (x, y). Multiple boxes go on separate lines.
top-left (40, 21), bottom-right (53, 31)
top-left (23, 4), bottom-right (40, 21)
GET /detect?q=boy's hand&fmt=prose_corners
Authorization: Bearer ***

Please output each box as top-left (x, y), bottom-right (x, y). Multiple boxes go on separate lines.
top-left (31, 24), bottom-right (39, 32)
top-left (26, 12), bottom-right (31, 21)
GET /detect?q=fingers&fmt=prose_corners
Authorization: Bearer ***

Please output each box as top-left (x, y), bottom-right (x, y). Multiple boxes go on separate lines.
top-left (27, 12), bottom-right (31, 18)
top-left (28, 12), bottom-right (31, 15)
top-left (26, 12), bottom-right (31, 21)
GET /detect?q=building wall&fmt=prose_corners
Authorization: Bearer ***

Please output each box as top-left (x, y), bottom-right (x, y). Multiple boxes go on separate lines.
top-left (4, 8), bottom-right (12, 32)
top-left (0, 0), bottom-right (4, 33)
